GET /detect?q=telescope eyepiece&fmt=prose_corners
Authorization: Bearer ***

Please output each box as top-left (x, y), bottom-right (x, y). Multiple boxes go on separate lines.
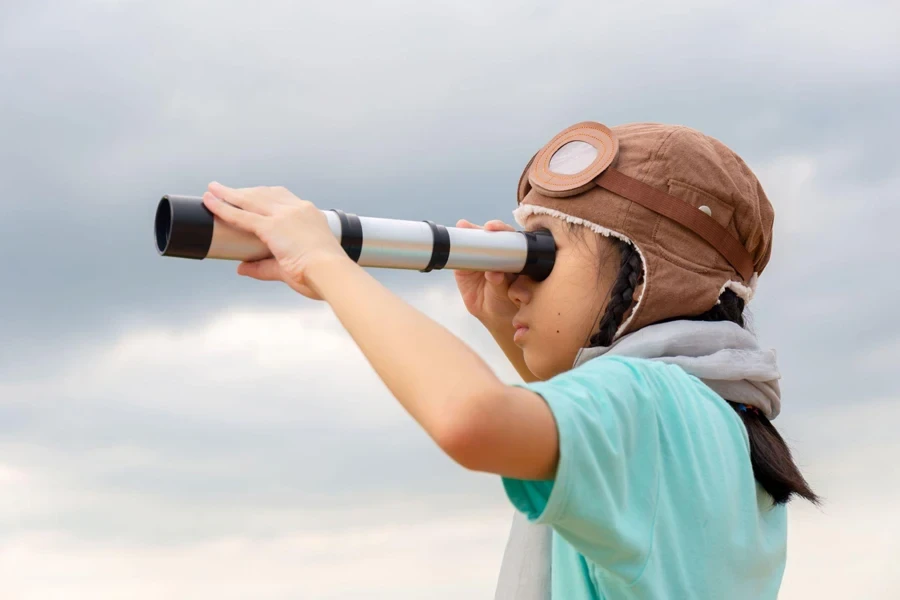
top-left (154, 195), bottom-right (215, 259)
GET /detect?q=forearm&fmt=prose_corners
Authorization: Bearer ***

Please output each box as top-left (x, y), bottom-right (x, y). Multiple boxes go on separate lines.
top-left (307, 256), bottom-right (506, 443)
top-left (485, 321), bottom-right (542, 383)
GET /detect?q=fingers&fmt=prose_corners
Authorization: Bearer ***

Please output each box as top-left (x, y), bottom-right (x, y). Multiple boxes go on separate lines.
top-left (457, 218), bottom-right (515, 231)
top-left (456, 219), bottom-right (517, 283)
top-left (483, 219), bottom-right (516, 232)
top-left (481, 221), bottom-right (515, 282)
top-left (456, 219), bottom-right (481, 229)
top-left (208, 182), bottom-right (273, 215)
top-left (203, 192), bottom-right (266, 234)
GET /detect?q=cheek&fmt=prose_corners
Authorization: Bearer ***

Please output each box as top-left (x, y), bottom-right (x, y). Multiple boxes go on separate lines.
top-left (549, 279), bottom-right (602, 339)
top-left (544, 287), bottom-right (589, 339)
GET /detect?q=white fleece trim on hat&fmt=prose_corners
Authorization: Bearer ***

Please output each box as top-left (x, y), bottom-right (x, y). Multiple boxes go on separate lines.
top-left (512, 204), bottom-right (647, 340)
top-left (718, 274), bottom-right (757, 305)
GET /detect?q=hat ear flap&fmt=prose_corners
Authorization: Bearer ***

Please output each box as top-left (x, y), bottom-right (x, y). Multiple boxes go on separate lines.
top-left (517, 152), bottom-right (537, 203)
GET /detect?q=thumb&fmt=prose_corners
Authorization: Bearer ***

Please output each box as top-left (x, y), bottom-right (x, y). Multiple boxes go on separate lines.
top-left (484, 271), bottom-right (506, 285)
top-left (237, 258), bottom-right (282, 281)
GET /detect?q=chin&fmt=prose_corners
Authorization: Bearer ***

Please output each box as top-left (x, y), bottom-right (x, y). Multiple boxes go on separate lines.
top-left (524, 345), bottom-right (576, 380)
top-left (523, 351), bottom-right (557, 381)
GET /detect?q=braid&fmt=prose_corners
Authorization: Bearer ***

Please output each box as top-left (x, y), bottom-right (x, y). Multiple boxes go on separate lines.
top-left (589, 239), bottom-right (643, 347)
top-left (682, 289), bottom-right (745, 328)
top-left (570, 223), bottom-right (818, 505)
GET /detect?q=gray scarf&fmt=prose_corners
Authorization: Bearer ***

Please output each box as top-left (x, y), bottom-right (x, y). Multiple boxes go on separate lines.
top-left (493, 320), bottom-right (781, 599)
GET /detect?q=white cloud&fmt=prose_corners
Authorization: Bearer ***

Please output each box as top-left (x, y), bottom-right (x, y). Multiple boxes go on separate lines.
top-left (855, 338), bottom-right (900, 373)
top-left (0, 511), bottom-right (513, 600)
top-left (777, 397), bottom-right (900, 598)
top-left (2, 276), bottom-right (899, 598)
top-left (5, 0), bottom-right (898, 196)
top-left (4, 282), bottom-right (519, 429)
top-left (1, 0), bottom-right (899, 597)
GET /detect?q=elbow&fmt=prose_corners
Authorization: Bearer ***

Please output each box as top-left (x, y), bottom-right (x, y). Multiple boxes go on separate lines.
top-left (436, 421), bottom-right (482, 471)
top-left (433, 388), bottom-right (503, 472)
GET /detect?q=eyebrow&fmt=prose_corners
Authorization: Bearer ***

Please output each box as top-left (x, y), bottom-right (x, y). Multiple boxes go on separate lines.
top-left (525, 216), bottom-right (554, 231)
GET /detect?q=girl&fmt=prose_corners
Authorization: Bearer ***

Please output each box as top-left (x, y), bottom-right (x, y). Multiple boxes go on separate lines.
top-left (200, 121), bottom-right (817, 599)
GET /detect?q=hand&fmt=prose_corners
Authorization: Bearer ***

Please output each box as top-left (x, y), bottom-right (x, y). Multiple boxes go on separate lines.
top-left (453, 219), bottom-right (520, 329)
top-left (201, 182), bottom-right (350, 300)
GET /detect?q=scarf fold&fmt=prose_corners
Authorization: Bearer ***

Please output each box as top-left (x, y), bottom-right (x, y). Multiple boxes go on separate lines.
top-left (493, 319), bottom-right (781, 600)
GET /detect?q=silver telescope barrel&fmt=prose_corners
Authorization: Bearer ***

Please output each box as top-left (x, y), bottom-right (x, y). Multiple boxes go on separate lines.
top-left (154, 195), bottom-right (556, 281)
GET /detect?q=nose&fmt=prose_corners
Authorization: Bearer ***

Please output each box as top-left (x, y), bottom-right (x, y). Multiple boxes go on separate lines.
top-left (508, 273), bottom-right (533, 308)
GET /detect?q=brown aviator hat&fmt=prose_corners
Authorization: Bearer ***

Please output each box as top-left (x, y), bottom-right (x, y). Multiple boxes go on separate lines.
top-left (513, 121), bottom-right (775, 341)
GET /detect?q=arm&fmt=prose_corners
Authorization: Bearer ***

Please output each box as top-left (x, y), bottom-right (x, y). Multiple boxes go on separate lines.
top-left (307, 255), bottom-right (559, 480)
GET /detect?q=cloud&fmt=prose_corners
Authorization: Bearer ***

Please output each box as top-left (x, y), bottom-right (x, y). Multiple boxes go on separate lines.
top-left (0, 511), bottom-right (513, 600)
top-left (1, 274), bottom-right (898, 598)
top-left (777, 397), bottom-right (900, 599)
top-left (0, 284), bottom-right (521, 544)
top-left (2, 0), bottom-right (898, 348)
top-left (1, 292), bottom-right (898, 598)
top-left (1, 0), bottom-right (899, 597)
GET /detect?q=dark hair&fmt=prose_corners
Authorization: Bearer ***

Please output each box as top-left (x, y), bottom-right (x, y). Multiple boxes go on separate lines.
top-left (572, 225), bottom-right (819, 505)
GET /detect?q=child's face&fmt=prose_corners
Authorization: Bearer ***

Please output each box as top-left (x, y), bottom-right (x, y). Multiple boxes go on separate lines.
top-left (508, 214), bottom-right (621, 380)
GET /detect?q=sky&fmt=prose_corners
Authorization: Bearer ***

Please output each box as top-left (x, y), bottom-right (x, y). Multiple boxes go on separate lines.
top-left (1, 0), bottom-right (899, 597)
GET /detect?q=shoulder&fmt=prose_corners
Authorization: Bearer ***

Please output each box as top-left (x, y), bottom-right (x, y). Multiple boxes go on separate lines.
top-left (552, 355), bottom-right (697, 396)
top-left (527, 355), bottom-right (720, 420)
top-left (520, 356), bottom-right (683, 424)
top-left (567, 357), bottom-right (748, 451)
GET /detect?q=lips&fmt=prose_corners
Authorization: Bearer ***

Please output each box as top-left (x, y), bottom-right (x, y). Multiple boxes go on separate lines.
top-left (513, 319), bottom-right (529, 343)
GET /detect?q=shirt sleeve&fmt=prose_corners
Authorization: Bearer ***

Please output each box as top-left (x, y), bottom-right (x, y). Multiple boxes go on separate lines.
top-left (501, 356), bottom-right (661, 581)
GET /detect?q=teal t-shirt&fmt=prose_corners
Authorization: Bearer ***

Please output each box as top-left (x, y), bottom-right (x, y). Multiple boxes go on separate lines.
top-left (502, 356), bottom-right (786, 599)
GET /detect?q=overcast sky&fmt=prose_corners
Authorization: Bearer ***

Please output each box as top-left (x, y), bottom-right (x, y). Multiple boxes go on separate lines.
top-left (1, 0), bottom-right (899, 598)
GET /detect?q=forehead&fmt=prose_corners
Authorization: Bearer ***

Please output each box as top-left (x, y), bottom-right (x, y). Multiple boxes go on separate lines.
top-left (524, 213), bottom-right (594, 249)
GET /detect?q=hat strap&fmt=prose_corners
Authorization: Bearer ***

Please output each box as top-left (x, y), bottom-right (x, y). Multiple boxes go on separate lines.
top-left (595, 167), bottom-right (755, 281)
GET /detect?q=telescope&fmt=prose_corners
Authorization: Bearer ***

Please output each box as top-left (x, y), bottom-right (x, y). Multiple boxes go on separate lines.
top-left (154, 195), bottom-right (557, 281)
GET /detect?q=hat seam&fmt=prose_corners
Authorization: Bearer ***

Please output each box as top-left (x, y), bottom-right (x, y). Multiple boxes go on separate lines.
top-left (651, 234), bottom-right (739, 278)
top-left (648, 126), bottom-right (686, 181)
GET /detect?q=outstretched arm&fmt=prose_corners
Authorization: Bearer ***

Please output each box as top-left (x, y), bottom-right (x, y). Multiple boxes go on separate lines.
top-left (200, 182), bottom-right (559, 480)
top-left (308, 255), bottom-right (559, 480)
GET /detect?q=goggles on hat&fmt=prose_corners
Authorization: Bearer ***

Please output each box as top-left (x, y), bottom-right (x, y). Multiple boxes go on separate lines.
top-left (516, 122), bottom-right (754, 282)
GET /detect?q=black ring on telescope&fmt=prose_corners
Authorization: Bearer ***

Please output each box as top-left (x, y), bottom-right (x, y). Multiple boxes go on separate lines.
top-left (331, 209), bottom-right (364, 262)
top-left (421, 220), bottom-right (450, 272)
top-left (155, 195), bottom-right (214, 259)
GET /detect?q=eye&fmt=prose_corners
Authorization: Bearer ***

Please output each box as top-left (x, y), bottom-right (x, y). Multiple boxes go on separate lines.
top-left (527, 226), bottom-right (552, 235)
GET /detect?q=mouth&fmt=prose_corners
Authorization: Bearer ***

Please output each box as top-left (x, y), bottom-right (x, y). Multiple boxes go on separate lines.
top-left (512, 320), bottom-right (529, 343)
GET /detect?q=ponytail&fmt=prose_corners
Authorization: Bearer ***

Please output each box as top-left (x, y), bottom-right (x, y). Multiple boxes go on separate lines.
top-left (579, 229), bottom-right (819, 505)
